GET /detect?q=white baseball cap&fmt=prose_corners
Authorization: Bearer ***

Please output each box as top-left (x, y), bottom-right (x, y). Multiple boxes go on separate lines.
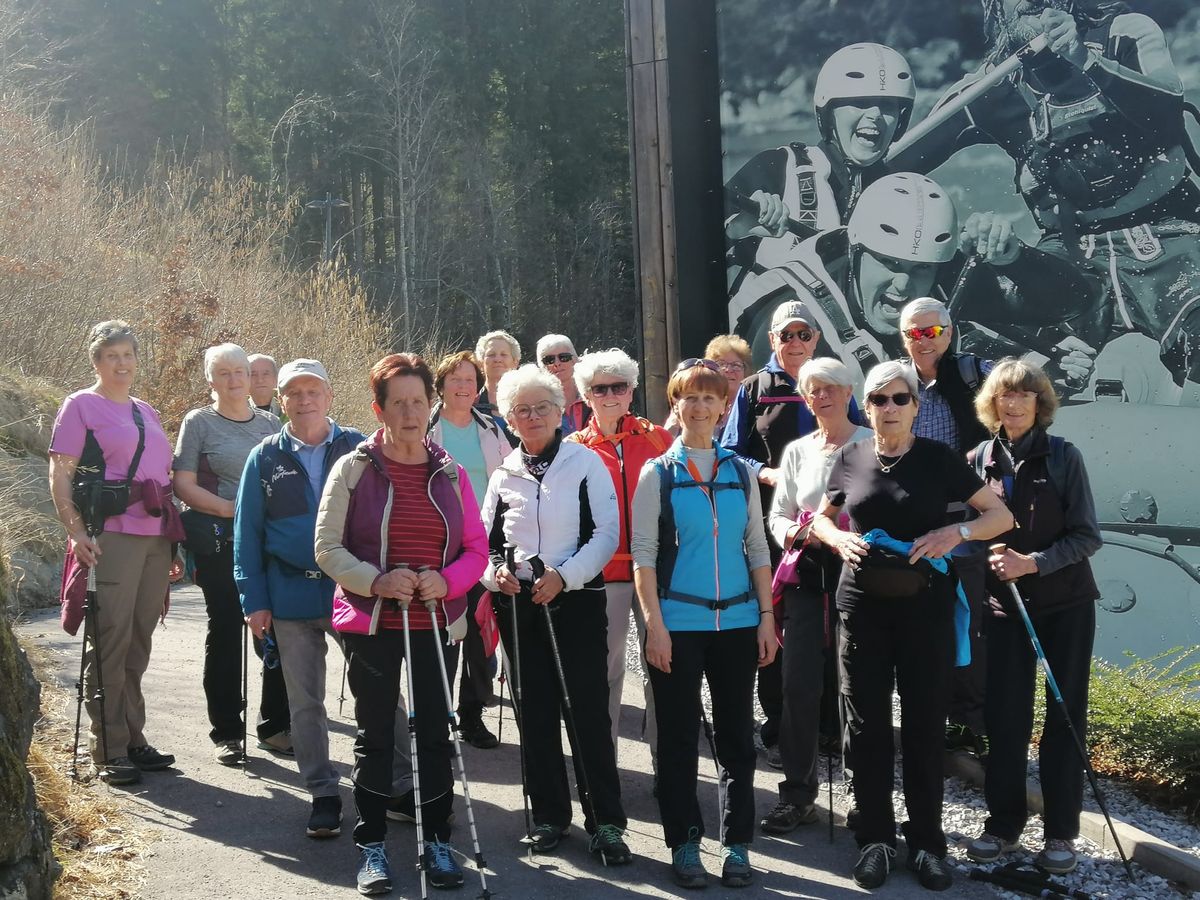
top-left (277, 358), bottom-right (330, 390)
top-left (771, 301), bottom-right (816, 332)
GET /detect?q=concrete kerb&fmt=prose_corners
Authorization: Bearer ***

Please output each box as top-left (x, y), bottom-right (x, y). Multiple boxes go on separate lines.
top-left (943, 746), bottom-right (1200, 891)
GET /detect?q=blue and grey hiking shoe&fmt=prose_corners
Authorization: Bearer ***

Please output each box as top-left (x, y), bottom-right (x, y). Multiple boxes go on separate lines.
top-left (356, 842), bottom-right (392, 896)
top-left (671, 833), bottom-right (706, 889)
top-left (589, 824), bottom-right (632, 865)
top-left (721, 844), bottom-right (753, 887)
top-left (424, 840), bottom-right (464, 890)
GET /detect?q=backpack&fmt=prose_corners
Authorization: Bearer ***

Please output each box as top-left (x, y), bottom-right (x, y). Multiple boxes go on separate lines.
top-left (651, 453), bottom-right (754, 601)
top-left (973, 434), bottom-right (1069, 498)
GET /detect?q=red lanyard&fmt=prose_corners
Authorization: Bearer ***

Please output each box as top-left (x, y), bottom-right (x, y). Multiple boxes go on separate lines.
top-left (685, 455), bottom-right (720, 536)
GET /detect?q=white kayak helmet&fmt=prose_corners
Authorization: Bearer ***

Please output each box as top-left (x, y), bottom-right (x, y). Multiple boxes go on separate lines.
top-left (814, 43), bottom-right (916, 141)
top-left (847, 173), bottom-right (959, 264)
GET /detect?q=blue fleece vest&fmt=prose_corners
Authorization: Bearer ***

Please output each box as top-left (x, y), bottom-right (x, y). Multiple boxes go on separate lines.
top-left (657, 443), bottom-right (758, 632)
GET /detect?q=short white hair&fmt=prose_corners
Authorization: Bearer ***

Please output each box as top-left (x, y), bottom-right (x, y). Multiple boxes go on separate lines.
top-left (573, 348), bottom-right (639, 396)
top-left (496, 364), bottom-right (565, 417)
top-left (797, 357), bottom-right (854, 395)
top-left (204, 342), bottom-right (250, 383)
top-left (863, 360), bottom-right (919, 400)
top-left (247, 353), bottom-right (278, 373)
top-left (535, 333), bottom-right (576, 364)
top-left (475, 330), bottom-right (521, 364)
top-left (899, 297), bottom-right (951, 329)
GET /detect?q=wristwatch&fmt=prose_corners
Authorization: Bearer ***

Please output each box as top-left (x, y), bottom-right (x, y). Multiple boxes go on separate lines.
top-left (958, 524), bottom-right (972, 542)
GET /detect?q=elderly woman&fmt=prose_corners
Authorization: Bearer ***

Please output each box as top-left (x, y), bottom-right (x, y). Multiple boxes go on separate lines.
top-left (964, 360), bottom-right (1102, 877)
top-left (567, 348), bottom-right (672, 755)
top-left (762, 357), bottom-right (873, 835)
top-left (173, 342), bottom-right (287, 765)
top-left (479, 364), bottom-right (630, 865)
top-left (631, 358), bottom-right (776, 890)
top-left (49, 321), bottom-right (181, 785)
top-left (474, 330), bottom-right (521, 421)
top-left (535, 333), bottom-right (589, 435)
top-left (316, 353), bottom-right (488, 895)
top-left (428, 350), bottom-right (514, 749)
top-left (810, 360), bottom-right (1012, 892)
top-left (664, 334), bottom-right (752, 436)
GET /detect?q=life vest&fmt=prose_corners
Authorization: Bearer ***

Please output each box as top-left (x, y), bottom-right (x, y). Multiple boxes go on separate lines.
top-left (752, 144), bottom-right (845, 270)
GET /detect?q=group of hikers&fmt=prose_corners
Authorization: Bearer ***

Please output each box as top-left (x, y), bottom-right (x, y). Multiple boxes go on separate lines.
top-left (50, 293), bottom-right (1102, 895)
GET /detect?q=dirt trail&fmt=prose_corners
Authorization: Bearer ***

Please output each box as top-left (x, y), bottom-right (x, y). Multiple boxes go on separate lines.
top-left (18, 585), bottom-right (974, 899)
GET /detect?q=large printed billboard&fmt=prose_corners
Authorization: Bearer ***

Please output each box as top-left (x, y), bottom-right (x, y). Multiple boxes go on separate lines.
top-left (715, 0), bottom-right (1200, 664)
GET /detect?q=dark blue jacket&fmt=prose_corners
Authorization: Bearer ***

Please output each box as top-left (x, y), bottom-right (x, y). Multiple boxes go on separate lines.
top-left (234, 423), bottom-right (365, 619)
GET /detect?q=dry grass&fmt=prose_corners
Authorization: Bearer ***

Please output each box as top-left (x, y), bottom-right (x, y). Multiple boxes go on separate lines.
top-left (24, 644), bottom-right (148, 900)
top-left (0, 99), bottom-right (395, 434)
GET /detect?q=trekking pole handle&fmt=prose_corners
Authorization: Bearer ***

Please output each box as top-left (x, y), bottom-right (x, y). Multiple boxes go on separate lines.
top-left (392, 562), bottom-right (413, 609)
top-left (415, 565), bottom-right (438, 612)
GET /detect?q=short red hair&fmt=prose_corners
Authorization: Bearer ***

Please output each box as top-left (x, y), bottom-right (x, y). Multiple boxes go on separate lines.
top-left (369, 353), bottom-right (434, 408)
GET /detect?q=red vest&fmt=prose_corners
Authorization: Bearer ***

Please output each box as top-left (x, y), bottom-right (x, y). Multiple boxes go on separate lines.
top-left (568, 414), bottom-right (671, 583)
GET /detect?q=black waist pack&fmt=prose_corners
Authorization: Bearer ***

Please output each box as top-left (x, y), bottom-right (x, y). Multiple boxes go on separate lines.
top-left (854, 546), bottom-right (930, 599)
top-left (71, 403), bottom-right (146, 533)
top-left (180, 509), bottom-right (234, 556)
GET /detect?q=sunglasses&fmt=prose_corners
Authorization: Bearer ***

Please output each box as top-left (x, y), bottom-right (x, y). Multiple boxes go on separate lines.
top-left (777, 328), bottom-right (815, 344)
top-left (867, 391), bottom-right (914, 407)
top-left (541, 352), bottom-right (575, 366)
top-left (589, 382), bottom-right (630, 398)
top-left (675, 357), bottom-right (722, 373)
top-left (903, 325), bottom-right (947, 341)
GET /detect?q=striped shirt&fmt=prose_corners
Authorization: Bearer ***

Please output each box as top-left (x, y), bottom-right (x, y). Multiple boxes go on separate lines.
top-left (380, 458), bottom-right (447, 631)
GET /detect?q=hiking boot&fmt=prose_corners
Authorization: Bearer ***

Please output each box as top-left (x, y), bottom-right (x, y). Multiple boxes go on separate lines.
top-left (424, 840), bottom-right (464, 889)
top-left (214, 739), bottom-right (243, 766)
top-left (529, 823), bottom-right (567, 854)
top-left (257, 730), bottom-right (295, 757)
top-left (386, 790), bottom-right (456, 826)
top-left (671, 835), bottom-right (707, 889)
top-left (944, 723), bottom-right (988, 758)
top-left (589, 824), bottom-right (632, 866)
top-left (853, 842), bottom-right (895, 890)
top-left (907, 849), bottom-right (953, 892)
top-left (458, 718), bottom-right (499, 750)
top-left (760, 800), bottom-right (818, 834)
top-left (1036, 838), bottom-right (1078, 875)
top-left (128, 744), bottom-right (175, 771)
top-left (765, 745), bottom-right (783, 769)
top-left (965, 831), bottom-right (1020, 863)
top-left (95, 757), bottom-right (141, 786)
top-left (721, 844), bottom-right (753, 887)
top-left (306, 795), bottom-right (342, 838)
top-left (356, 842), bottom-right (392, 895)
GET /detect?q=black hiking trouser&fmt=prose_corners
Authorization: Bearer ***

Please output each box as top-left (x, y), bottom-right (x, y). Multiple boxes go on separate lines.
top-left (493, 587), bottom-right (626, 834)
top-left (839, 588), bottom-right (955, 856)
top-left (456, 584), bottom-right (493, 724)
top-left (194, 543), bottom-right (290, 743)
top-left (649, 626), bottom-right (759, 849)
top-left (948, 549), bottom-right (988, 735)
top-left (344, 626), bottom-right (460, 844)
top-left (984, 601), bottom-right (1094, 842)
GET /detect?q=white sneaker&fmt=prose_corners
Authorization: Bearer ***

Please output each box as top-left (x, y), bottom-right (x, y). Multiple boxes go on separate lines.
top-left (214, 739), bottom-right (243, 766)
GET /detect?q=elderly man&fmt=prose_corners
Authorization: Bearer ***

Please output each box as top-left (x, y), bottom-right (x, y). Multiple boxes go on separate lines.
top-left (248, 353), bottom-right (282, 417)
top-left (899, 297), bottom-right (997, 759)
top-left (234, 360), bottom-right (374, 838)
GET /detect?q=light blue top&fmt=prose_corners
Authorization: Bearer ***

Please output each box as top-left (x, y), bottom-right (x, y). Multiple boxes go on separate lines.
top-left (282, 419), bottom-right (335, 503)
top-left (439, 418), bottom-right (487, 504)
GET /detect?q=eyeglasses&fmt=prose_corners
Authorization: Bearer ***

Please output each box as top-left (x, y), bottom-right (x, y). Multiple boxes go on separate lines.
top-left (867, 391), bottom-right (914, 407)
top-left (777, 328), bottom-right (814, 344)
top-left (998, 390), bottom-right (1038, 403)
top-left (716, 360), bottom-right (745, 373)
top-left (541, 352), bottom-right (574, 366)
top-left (903, 325), bottom-right (947, 341)
top-left (510, 400), bottom-right (559, 421)
top-left (589, 382), bottom-right (630, 398)
top-left (675, 358), bottom-right (721, 373)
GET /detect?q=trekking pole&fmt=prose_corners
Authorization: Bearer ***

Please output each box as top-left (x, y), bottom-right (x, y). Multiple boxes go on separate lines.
top-left (421, 576), bottom-right (493, 899)
top-left (338, 656), bottom-right (349, 717)
top-left (72, 524), bottom-right (111, 781)
top-left (530, 557), bottom-right (604, 862)
top-left (241, 623), bottom-right (250, 769)
top-left (495, 672), bottom-right (505, 745)
top-left (991, 543), bottom-right (1135, 881)
top-left (504, 546), bottom-right (534, 858)
top-left (969, 866), bottom-right (1094, 899)
top-left (398, 570), bottom-right (429, 900)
